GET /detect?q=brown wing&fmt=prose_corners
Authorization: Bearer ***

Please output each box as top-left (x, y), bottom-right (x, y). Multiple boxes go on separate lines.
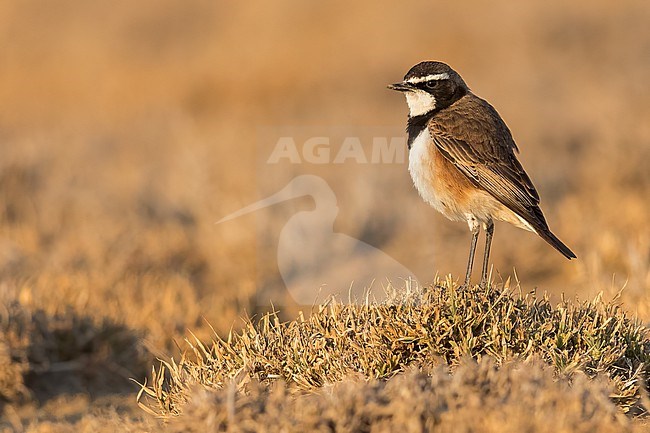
top-left (428, 95), bottom-right (543, 225)
top-left (428, 94), bottom-right (576, 259)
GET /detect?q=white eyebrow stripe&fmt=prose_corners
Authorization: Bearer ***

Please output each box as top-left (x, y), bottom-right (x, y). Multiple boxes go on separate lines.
top-left (405, 73), bottom-right (450, 84)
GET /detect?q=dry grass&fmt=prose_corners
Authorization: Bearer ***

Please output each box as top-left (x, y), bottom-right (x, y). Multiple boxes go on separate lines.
top-left (165, 359), bottom-right (643, 433)
top-left (0, 301), bottom-right (149, 402)
top-left (139, 280), bottom-right (650, 423)
top-left (0, 0), bottom-right (649, 430)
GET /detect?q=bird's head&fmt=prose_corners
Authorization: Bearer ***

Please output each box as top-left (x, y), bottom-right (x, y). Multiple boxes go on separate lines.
top-left (388, 61), bottom-right (468, 117)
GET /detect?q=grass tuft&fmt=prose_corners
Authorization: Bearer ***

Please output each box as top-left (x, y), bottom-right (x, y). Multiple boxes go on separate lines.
top-left (139, 278), bottom-right (650, 420)
top-left (0, 301), bottom-right (150, 404)
top-left (163, 358), bottom-right (644, 433)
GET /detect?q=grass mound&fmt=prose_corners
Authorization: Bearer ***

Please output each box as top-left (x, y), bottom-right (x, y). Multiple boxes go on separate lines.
top-left (0, 301), bottom-right (150, 404)
top-left (139, 278), bottom-right (650, 425)
top-left (165, 358), bottom-right (642, 433)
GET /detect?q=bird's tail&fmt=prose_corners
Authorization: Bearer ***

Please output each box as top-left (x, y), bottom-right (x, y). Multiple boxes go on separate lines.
top-left (536, 228), bottom-right (576, 260)
top-left (517, 204), bottom-right (576, 260)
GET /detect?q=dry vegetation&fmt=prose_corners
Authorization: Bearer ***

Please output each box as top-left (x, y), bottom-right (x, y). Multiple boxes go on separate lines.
top-left (142, 281), bottom-right (650, 418)
top-left (163, 359), bottom-right (643, 433)
top-left (0, 0), bottom-right (649, 431)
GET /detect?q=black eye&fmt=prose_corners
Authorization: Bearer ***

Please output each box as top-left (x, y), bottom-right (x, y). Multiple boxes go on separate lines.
top-left (425, 81), bottom-right (439, 89)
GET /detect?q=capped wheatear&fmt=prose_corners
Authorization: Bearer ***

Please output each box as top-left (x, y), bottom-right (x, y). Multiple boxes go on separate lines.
top-left (389, 61), bottom-right (575, 287)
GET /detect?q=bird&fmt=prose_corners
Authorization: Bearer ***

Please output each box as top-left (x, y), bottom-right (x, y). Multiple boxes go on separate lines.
top-left (217, 175), bottom-right (419, 304)
top-left (388, 61), bottom-right (576, 288)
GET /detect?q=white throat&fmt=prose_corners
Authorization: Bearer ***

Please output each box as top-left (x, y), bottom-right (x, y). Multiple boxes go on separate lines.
top-left (404, 90), bottom-right (436, 117)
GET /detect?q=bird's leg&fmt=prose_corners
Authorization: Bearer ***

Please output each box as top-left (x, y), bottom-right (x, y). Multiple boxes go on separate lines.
top-left (462, 218), bottom-right (480, 289)
top-left (480, 219), bottom-right (494, 287)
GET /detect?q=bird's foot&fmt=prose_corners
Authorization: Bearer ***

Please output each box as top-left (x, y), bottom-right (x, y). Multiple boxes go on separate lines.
top-left (433, 282), bottom-right (446, 291)
top-left (479, 279), bottom-right (491, 289)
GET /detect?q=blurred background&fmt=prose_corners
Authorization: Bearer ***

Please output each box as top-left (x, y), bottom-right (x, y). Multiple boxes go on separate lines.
top-left (0, 0), bottom-right (649, 428)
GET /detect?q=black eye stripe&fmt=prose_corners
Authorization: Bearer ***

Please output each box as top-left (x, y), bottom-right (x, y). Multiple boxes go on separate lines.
top-left (413, 79), bottom-right (448, 90)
